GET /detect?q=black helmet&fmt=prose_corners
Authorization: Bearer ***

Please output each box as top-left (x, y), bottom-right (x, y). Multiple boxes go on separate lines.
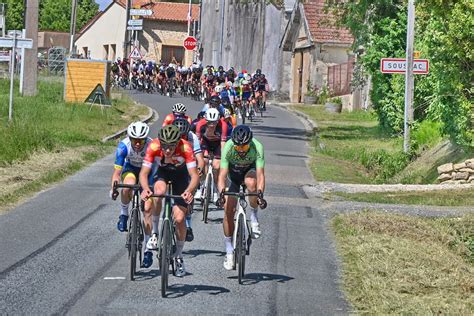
top-left (256, 69), bottom-right (261, 75)
top-left (172, 118), bottom-right (191, 136)
top-left (159, 125), bottom-right (181, 144)
top-left (218, 65), bottom-right (224, 71)
top-left (231, 125), bottom-right (253, 146)
top-left (209, 95), bottom-right (221, 106)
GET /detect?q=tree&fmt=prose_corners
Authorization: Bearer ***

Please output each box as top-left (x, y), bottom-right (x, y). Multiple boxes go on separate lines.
top-left (2, 0), bottom-right (25, 30)
top-left (76, 0), bottom-right (99, 33)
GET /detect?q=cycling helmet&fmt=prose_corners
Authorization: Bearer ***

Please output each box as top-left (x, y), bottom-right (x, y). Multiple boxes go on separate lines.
top-left (238, 73), bottom-right (244, 79)
top-left (214, 85), bottom-right (224, 93)
top-left (256, 69), bottom-right (262, 75)
top-left (223, 108), bottom-right (232, 119)
top-left (244, 74), bottom-right (251, 81)
top-left (159, 125), bottom-right (181, 144)
top-left (242, 80), bottom-right (249, 85)
top-left (231, 125), bottom-right (253, 146)
top-left (172, 118), bottom-right (191, 136)
top-left (205, 108), bottom-right (220, 122)
top-left (172, 103), bottom-right (187, 114)
top-left (127, 121), bottom-right (149, 139)
top-left (209, 95), bottom-right (221, 106)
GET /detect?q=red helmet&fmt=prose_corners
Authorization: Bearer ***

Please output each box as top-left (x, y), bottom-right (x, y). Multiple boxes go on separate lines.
top-left (242, 70), bottom-right (248, 74)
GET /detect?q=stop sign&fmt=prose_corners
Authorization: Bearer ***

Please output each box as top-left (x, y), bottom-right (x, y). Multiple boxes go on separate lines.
top-left (183, 36), bottom-right (197, 51)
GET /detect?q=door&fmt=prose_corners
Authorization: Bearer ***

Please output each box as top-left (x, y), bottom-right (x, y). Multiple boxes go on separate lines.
top-left (161, 45), bottom-right (185, 64)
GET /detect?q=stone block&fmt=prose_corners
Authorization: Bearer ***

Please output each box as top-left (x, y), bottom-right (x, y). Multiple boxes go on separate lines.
top-left (441, 180), bottom-right (456, 185)
top-left (437, 173), bottom-right (452, 182)
top-left (453, 162), bottom-right (466, 170)
top-left (469, 176), bottom-right (474, 183)
top-left (467, 161), bottom-right (474, 169)
top-left (459, 168), bottom-right (474, 174)
top-left (465, 158), bottom-right (474, 164)
top-left (453, 172), bottom-right (469, 180)
top-left (437, 163), bottom-right (453, 174)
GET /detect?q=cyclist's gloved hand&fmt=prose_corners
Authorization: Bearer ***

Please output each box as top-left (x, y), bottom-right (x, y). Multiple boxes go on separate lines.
top-left (216, 191), bottom-right (226, 208)
top-left (257, 190), bottom-right (267, 209)
top-left (181, 190), bottom-right (193, 205)
top-left (141, 189), bottom-right (152, 201)
top-left (110, 189), bottom-right (118, 201)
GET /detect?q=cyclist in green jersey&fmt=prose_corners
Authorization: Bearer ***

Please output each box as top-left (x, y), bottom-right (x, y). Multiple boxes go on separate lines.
top-left (217, 125), bottom-right (266, 270)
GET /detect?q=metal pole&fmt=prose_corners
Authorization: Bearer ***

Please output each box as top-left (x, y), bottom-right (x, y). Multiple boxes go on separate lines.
top-left (187, 0), bottom-right (192, 35)
top-left (19, 29), bottom-right (26, 94)
top-left (69, 0), bottom-right (78, 54)
top-left (123, 0), bottom-right (131, 58)
top-left (9, 32), bottom-right (16, 122)
top-left (404, 0), bottom-right (415, 153)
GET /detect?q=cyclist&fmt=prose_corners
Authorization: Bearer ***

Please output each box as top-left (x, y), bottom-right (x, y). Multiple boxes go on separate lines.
top-left (173, 118), bottom-right (205, 242)
top-left (165, 63), bottom-right (176, 95)
top-left (195, 108), bottom-right (229, 201)
top-left (223, 108), bottom-right (235, 136)
top-left (216, 125), bottom-right (266, 270)
top-left (253, 70), bottom-right (268, 110)
top-left (139, 125), bottom-right (199, 277)
top-left (162, 103), bottom-right (193, 126)
top-left (110, 121), bottom-right (156, 268)
top-left (200, 95), bottom-right (226, 118)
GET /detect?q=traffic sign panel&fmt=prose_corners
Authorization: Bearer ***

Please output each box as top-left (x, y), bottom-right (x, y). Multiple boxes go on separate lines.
top-left (380, 58), bottom-right (429, 74)
top-left (183, 36), bottom-right (197, 51)
top-left (128, 46), bottom-right (142, 59)
top-left (127, 25), bottom-right (143, 31)
top-left (129, 9), bottom-right (152, 16)
top-left (128, 19), bottom-right (143, 26)
top-left (0, 37), bottom-right (33, 49)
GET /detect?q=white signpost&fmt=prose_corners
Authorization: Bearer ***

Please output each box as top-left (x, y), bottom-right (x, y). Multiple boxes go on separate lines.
top-left (0, 34), bottom-right (33, 121)
top-left (129, 9), bottom-right (152, 16)
top-left (128, 19), bottom-right (143, 26)
top-left (127, 25), bottom-right (143, 31)
top-left (380, 58), bottom-right (429, 74)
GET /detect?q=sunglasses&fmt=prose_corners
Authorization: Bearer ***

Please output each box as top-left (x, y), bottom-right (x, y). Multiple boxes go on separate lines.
top-left (130, 138), bottom-right (145, 145)
top-left (234, 144), bottom-right (250, 152)
top-left (162, 143), bottom-right (177, 151)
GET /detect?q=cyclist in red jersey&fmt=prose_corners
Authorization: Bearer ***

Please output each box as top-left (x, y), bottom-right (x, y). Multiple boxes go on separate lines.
top-left (139, 125), bottom-right (199, 277)
top-left (162, 103), bottom-right (193, 127)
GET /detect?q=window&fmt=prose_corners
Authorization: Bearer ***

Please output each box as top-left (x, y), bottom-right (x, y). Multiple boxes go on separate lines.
top-left (110, 44), bottom-right (116, 61)
top-left (103, 44), bottom-right (109, 60)
top-left (161, 45), bottom-right (185, 65)
top-left (82, 47), bottom-right (88, 58)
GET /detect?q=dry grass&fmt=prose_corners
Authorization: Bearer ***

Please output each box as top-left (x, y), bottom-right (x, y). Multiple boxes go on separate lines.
top-left (332, 211), bottom-right (474, 314)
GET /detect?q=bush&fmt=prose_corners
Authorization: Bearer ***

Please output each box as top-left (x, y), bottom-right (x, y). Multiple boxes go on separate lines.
top-left (411, 120), bottom-right (443, 151)
top-left (358, 149), bottom-right (411, 183)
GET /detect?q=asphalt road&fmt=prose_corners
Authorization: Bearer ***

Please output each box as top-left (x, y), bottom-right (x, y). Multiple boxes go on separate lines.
top-left (0, 90), bottom-right (349, 315)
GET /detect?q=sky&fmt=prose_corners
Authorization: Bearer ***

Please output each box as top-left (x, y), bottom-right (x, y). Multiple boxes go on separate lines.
top-left (95, 0), bottom-right (113, 11)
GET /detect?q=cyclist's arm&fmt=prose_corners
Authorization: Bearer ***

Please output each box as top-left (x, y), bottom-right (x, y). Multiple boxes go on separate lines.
top-left (140, 140), bottom-right (159, 193)
top-left (220, 119), bottom-right (228, 147)
top-left (256, 167), bottom-right (265, 194)
top-left (183, 143), bottom-right (199, 194)
top-left (218, 140), bottom-right (232, 193)
top-left (254, 138), bottom-right (266, 193)
top-left (112, 142), bottom-right (127, 189)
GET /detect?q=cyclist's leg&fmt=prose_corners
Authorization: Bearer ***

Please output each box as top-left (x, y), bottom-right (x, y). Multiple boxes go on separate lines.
top-left (145, 174), bottom-right (166, 251)
top-left (222, 173), bottom-right (241, 270)
top-left (171, 170), bottom-right (190, 276)
top-left (243, 167), bottom-right (261, 238)
top-left (116, 165), bottom-right (136, 231)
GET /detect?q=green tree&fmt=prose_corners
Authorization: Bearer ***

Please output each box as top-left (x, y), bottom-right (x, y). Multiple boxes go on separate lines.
top-left (76, 0), bottom-right (99, 32)
top-left (39, 0), bottom-right (70, 32)
top-left (2, 0), bottom-right (24, 30)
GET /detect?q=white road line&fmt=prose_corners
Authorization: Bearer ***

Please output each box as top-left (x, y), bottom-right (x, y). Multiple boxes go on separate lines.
top-left (103, 277), bottom-right (126, 280)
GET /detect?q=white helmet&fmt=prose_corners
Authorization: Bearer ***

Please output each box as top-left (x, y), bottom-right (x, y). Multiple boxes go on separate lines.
top-left (127, 121), bottom-right (149, 139)
top-left (244, 74), bottom-right (251, 80)
top-left (242, 80), bottom-right (249, 85)
top-left (172, 103), bottom-right (187, 114)
top-left (205, 108), bottom-right (220, 122)
top-left (223, 108), bottom-right (232, 119)
top-left (214, 85), bottom-right (223, 93)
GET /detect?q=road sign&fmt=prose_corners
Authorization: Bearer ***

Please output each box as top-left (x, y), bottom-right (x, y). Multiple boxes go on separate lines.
top-left (127, 25), bottom-right (143, 31)
top-left (128, 46), bottom-right (142, 59)
top-left (129, 9), bottom-right (152, 16)
top-left (128, 19), bottom-right (143, 26)
top-left (0, 50), bottom-right (10, 61)
top-left (7, 30), bottom-right (23, 38)
top-left (0, 37), bottom-right (33, 49)
top-left (380, 58), bottom-right (429, 74)
top-left (183, 36), bottom-right (197, 51)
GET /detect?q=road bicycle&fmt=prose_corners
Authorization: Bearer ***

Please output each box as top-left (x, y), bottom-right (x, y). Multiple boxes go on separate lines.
top-left (220, 186), bottom-right (267, 284)
top-left (149, 183), bottom-right (185, 298)
top-left (199, 152), bottom-right (216, 223)
top-left (112, 181), bottom-right (144, 282)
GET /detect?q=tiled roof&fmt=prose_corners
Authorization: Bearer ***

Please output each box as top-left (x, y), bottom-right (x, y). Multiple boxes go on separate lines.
top-left (115, 0), bottom-right (199, 23)
top-left (303, 0), bottom-right (353, 45)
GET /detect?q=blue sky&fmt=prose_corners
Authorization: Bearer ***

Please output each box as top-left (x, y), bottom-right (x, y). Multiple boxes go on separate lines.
top-left (95, 0), bottom-right (113, 11)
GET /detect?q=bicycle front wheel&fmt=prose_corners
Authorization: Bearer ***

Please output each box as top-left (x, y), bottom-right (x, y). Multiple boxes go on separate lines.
top-left (237, 213), bottom-right (246, 284)
top-left (129, 207), bottom-right (139, 281)
top-left (202, 175), bottom-right (212, 223)
top-left (161, 219), bottom-right (171, 298)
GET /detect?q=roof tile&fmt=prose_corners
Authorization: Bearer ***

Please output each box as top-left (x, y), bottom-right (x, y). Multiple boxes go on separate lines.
top-left (303, 0), bottom-right (353, 45)
top-left (115, 0), bottom-right (199, 23)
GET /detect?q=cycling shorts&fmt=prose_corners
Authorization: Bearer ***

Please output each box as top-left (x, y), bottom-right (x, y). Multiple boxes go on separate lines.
top-left (242, 91), bottom-right (252, 101)
top-left (121, 162), bottom-right (156, 186)
top-left (201, 138), bottom-right (221, 159)
top-left (227, 163), bottom-right (256, 193)
top-left (155, 165), bottom-right (189, 208)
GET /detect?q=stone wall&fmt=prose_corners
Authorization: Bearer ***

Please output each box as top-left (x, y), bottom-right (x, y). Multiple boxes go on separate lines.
top-left (437, 158), bottom-right (474, 184)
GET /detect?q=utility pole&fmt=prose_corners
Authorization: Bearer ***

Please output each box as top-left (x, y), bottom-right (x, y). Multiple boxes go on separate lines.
top-left (22, 0), bottom-right (38, 96)
top-left (403, 0), bottom-right (415, 153)
top-left (123, 0), bottom-right (132, 58)
top-left (69, 0), bottom-right (78, 54)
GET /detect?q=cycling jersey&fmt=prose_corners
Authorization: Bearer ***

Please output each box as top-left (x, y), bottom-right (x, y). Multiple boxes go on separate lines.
top-left (166, 67), bottom-right (176, 78)
top-left (114, 137), bottom-right (153, 170)
top-left (145, 66), bottom-right (154, 76)
top-left (162, 113), bottom-right (193, 127)
top-left (184, 131), bottom-right (202, 155)
top-left (220, 138), bottom-right (265, 170)
top-left (143, 138), bottom-right (196, 170)
top-left (195, 118), bottom-right (228, 143)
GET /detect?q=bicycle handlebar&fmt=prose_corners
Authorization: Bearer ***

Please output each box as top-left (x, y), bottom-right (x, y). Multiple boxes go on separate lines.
top-left (112, 181), bottom-right (142, 200)
top-left (148, 193), bottom-right (186, 201)
top-left (219, 191), bottom-right (267, 209)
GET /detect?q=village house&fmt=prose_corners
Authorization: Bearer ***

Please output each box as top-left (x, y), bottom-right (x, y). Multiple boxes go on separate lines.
top-left (74, 0), bottom-right (199, 65)
top-left (280, 0), bottom-right (354, 105)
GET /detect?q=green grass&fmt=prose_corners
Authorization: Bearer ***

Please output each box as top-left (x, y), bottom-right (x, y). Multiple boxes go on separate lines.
top-left (294, 105), bottom-right (405, 183)
top-left (332, 188), bottom-right (474, 207)
top-left (0, 79), bottom-right (147, 166)
top-left (332, 211), bottom-right (474, 314)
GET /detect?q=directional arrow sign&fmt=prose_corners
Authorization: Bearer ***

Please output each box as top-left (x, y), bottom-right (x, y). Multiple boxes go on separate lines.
top-left (128, 19), bottom-right (143, 26)
top-left (380, 58), bottom-right (429, 74)
top-left (129, 9), bottom-right (152, 16)
top-left (0, 37), bottom-right (33, 49)
top-left (127, 25), bottom-right (143, 31)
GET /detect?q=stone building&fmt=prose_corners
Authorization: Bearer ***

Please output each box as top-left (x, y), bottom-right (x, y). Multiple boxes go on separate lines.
top-left (75, 0), bottom-right (199, 65)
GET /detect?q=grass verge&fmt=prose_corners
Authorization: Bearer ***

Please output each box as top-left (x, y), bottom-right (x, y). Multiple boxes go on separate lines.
top-left (332, 211), bottom-right (474, 314)
top-left (332, 188), bottom-right (474, 207)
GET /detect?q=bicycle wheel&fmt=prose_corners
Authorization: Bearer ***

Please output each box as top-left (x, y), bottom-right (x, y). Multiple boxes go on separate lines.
top-left (129, 207), bottom-right (139, 281)
top-left (202, 174), bottom-right (212, 223)
top-left (161, 218), bottom-right (171, 298)
top-left (237, 213), bottom-right (246, 284)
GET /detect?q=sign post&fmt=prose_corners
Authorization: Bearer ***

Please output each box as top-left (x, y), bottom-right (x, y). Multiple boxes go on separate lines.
top-left (0, 34), bottom-right (33, 122)
top-left (380, 58), bottom-right (429, 74)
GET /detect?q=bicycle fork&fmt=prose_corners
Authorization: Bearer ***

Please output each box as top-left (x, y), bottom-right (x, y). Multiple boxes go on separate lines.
top-left (232, 205), bottom-right (252, 255)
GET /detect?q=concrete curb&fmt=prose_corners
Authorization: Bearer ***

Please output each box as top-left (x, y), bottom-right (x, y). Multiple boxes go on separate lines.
top-left (101, 103), bottom-right (158, 143)
top-left (270, 102), bottom-right (318, 136)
